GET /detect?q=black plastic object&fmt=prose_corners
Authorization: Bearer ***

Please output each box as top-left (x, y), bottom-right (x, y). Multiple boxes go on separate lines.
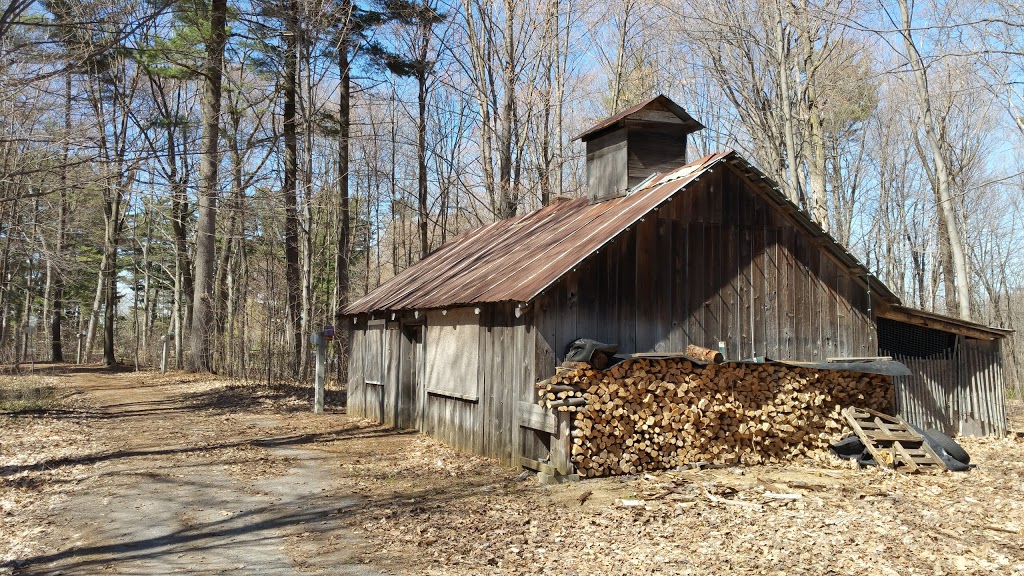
top-left (828, 435), bottom-right (877, 467)
top-left (564, 339), bottom-right (619, 364)
top-left (922, 429), bottom-right (970, 465)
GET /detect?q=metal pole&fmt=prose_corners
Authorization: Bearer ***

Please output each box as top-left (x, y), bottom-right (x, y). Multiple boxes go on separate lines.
top-left (314, 332), bottom-right (326, 414)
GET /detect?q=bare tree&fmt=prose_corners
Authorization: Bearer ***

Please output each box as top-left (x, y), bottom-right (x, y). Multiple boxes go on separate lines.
top-left (891, 0), bottom-right (971, 320)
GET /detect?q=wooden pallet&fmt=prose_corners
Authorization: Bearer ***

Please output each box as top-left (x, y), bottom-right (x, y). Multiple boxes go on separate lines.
top-left (841, 407), bottom-right (948, 472)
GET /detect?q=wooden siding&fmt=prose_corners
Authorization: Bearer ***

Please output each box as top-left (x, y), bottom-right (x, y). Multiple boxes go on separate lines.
top-left (625, 120), bottom-right (689, 188)
top-left (346, 304), bottom-right (536, 465)
top-left (891, 338), bottom-right (1007, 437)
top-left (347, 320), bottom-right (383, 423)
top-left (585, 129), bottom-right (628, 202)
top-left (533, 166), bottom-right (876, 374)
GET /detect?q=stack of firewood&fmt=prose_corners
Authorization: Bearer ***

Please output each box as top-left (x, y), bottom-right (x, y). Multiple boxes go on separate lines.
top-left (536, 357), bottom-right (893, 478)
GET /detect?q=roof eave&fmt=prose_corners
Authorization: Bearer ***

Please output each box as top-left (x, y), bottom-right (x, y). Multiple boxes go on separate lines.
top-left (573, 94), bottom-right (706, 142)
top-left (878, 305), bottom-right (1013, 340)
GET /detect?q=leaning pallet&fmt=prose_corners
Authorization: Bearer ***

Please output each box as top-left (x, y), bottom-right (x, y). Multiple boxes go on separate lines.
top-left (841, 406), bottom-right (947, 472)
top-left (536, 357), bottom-right (893, 478)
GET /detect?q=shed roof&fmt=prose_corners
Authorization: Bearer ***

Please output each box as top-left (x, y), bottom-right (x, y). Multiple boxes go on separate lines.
top-left (573, 94), bottom-right (705, 142)
top-left (345, 150), bottom-right (899, 315)
top-left (879, 305), bottom-right (1012, 341)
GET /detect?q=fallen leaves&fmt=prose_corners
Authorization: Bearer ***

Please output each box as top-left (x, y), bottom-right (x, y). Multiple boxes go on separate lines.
top-left (5, 371), bottom-right (1024, 576)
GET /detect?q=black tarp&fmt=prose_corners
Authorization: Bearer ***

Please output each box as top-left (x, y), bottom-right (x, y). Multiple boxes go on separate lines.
top-left (608, 353), bottom-right (912, 378)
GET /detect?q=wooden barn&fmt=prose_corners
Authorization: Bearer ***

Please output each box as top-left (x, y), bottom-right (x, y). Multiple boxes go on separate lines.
top-left (342, 95), bottom-right (1010, 468)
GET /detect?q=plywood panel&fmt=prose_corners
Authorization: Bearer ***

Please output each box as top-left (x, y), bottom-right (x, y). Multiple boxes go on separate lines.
top-left (720, 225), bottom-right (737, 357)
top-left (687, 223), bottom-right (705, 347)
top-left (576, 257), bottom-right (599, 343)
top-left (668, 219), bottom-right (685, 351)
top-left (424, 308), bottom-right (480, 400)
top-left (738, 227), bottom-right (753, 359)
top-left (751, 228), bottom-right (767, 359)
top-left (557, 270), bottom-right (579, 360)
top-left (704, 223), bottom-right (721, 347)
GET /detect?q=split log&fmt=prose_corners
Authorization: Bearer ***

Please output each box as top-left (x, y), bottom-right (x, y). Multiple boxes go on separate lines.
top-left (537, 353), bottom-right (893, 478)
top-left (685, 344), bottom-right (724, 364)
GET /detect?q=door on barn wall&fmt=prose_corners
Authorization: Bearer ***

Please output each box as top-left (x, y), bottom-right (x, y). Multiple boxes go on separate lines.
top-left (515, 327), bottom-right (556, 469)
top-left (365, 320), bottom-right (386, 422)
top-left (397, 323), bottom-right (422, 430)
top-left (383, 324), bottom-right (401, 427)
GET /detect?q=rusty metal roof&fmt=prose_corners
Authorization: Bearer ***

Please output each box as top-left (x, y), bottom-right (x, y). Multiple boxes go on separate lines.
top-left (573, 94), bottom-right (704, 142)
top-left (344, 150), bottom-right (898, 315)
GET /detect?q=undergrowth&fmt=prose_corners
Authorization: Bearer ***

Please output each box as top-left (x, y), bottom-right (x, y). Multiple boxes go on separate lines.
top-left (0, 376), bottom-right (61, 413)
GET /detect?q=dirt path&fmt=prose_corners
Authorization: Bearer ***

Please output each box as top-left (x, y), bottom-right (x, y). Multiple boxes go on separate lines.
top-left (5, 369), bottom-right (1024, 575)
top-left (4, 369), bottom-right (381, 575)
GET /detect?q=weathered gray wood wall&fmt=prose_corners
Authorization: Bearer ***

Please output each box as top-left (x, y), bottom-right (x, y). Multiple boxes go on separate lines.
top-left (891, 338), bottom-right (1007, 437)
top-left (586, 129), bottom-right (628, 202)
top-left (625, 120), bottom-right (689, 188)
top-left (533, 165), bottom-right (876, 378)
top-left (346, 303), bottom-right (537, 466)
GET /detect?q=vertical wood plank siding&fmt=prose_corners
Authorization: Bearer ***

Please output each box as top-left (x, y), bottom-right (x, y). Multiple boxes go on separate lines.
top-left (891, 338), bottom-right (1007, 436)
top-left (533, 168), bottom-right (876, 372)
top-left (347, 323), bottom-right (365, 416)
top-left (347, 160), bottom-right (1006, 469)
top-left (347, 304), bottom-right (534, 465)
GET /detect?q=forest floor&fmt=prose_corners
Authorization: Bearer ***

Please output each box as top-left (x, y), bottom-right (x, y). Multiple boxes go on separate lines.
top-left (1, 368), bottom-right (1023, 575)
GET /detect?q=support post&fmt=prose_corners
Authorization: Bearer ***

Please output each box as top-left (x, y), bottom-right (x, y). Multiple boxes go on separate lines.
top-left (160, 334), bottom-right (170, 374)
top-left (538, 410), bottom-right (579, 484)
top-left (76, 332), bottom-right (85, 364)
top-left (313, 332), bottom-right (326, 413)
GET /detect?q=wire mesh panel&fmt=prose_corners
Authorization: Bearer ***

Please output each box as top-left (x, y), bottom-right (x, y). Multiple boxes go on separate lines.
top-left (878, 317), bottom-right (1006, 436)
top-left (877, 317), bottom-right (956, 359)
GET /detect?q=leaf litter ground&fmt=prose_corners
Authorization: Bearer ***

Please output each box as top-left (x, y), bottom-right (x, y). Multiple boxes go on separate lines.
top-left (1, 368), bottom-right (1021, 575)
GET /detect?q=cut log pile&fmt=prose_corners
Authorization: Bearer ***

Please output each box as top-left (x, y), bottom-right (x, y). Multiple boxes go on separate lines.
top-left (536, 357), bottom-right (893, 478)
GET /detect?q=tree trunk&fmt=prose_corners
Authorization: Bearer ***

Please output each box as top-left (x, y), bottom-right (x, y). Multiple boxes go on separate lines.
top-left (333, 32), bottom-right (351, 382)
top-left (52, 88), bottom-right (68, 362)
top-left (897, 0), bottom-right (971, 320)
top-left (84, 252), bottom-right (105, 363)
top-left (795, 2), bottom-right (828, 232)
top-left (189, 0), bottom-right (227, 372)
top-left (497, 0), bottom-right (517, 219)
top-left (462, 0), bottom-right (497, 217)
top-left (216, 103), bottom-right (246, 374)
top-left (417, 64), bottom-right (429, 258)
top-left (775, 13), bottom-right (801, 206)
top-left (283, 0), bottom-right (302, 375)
top-left (102, 194), bottom-right (118, 367)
